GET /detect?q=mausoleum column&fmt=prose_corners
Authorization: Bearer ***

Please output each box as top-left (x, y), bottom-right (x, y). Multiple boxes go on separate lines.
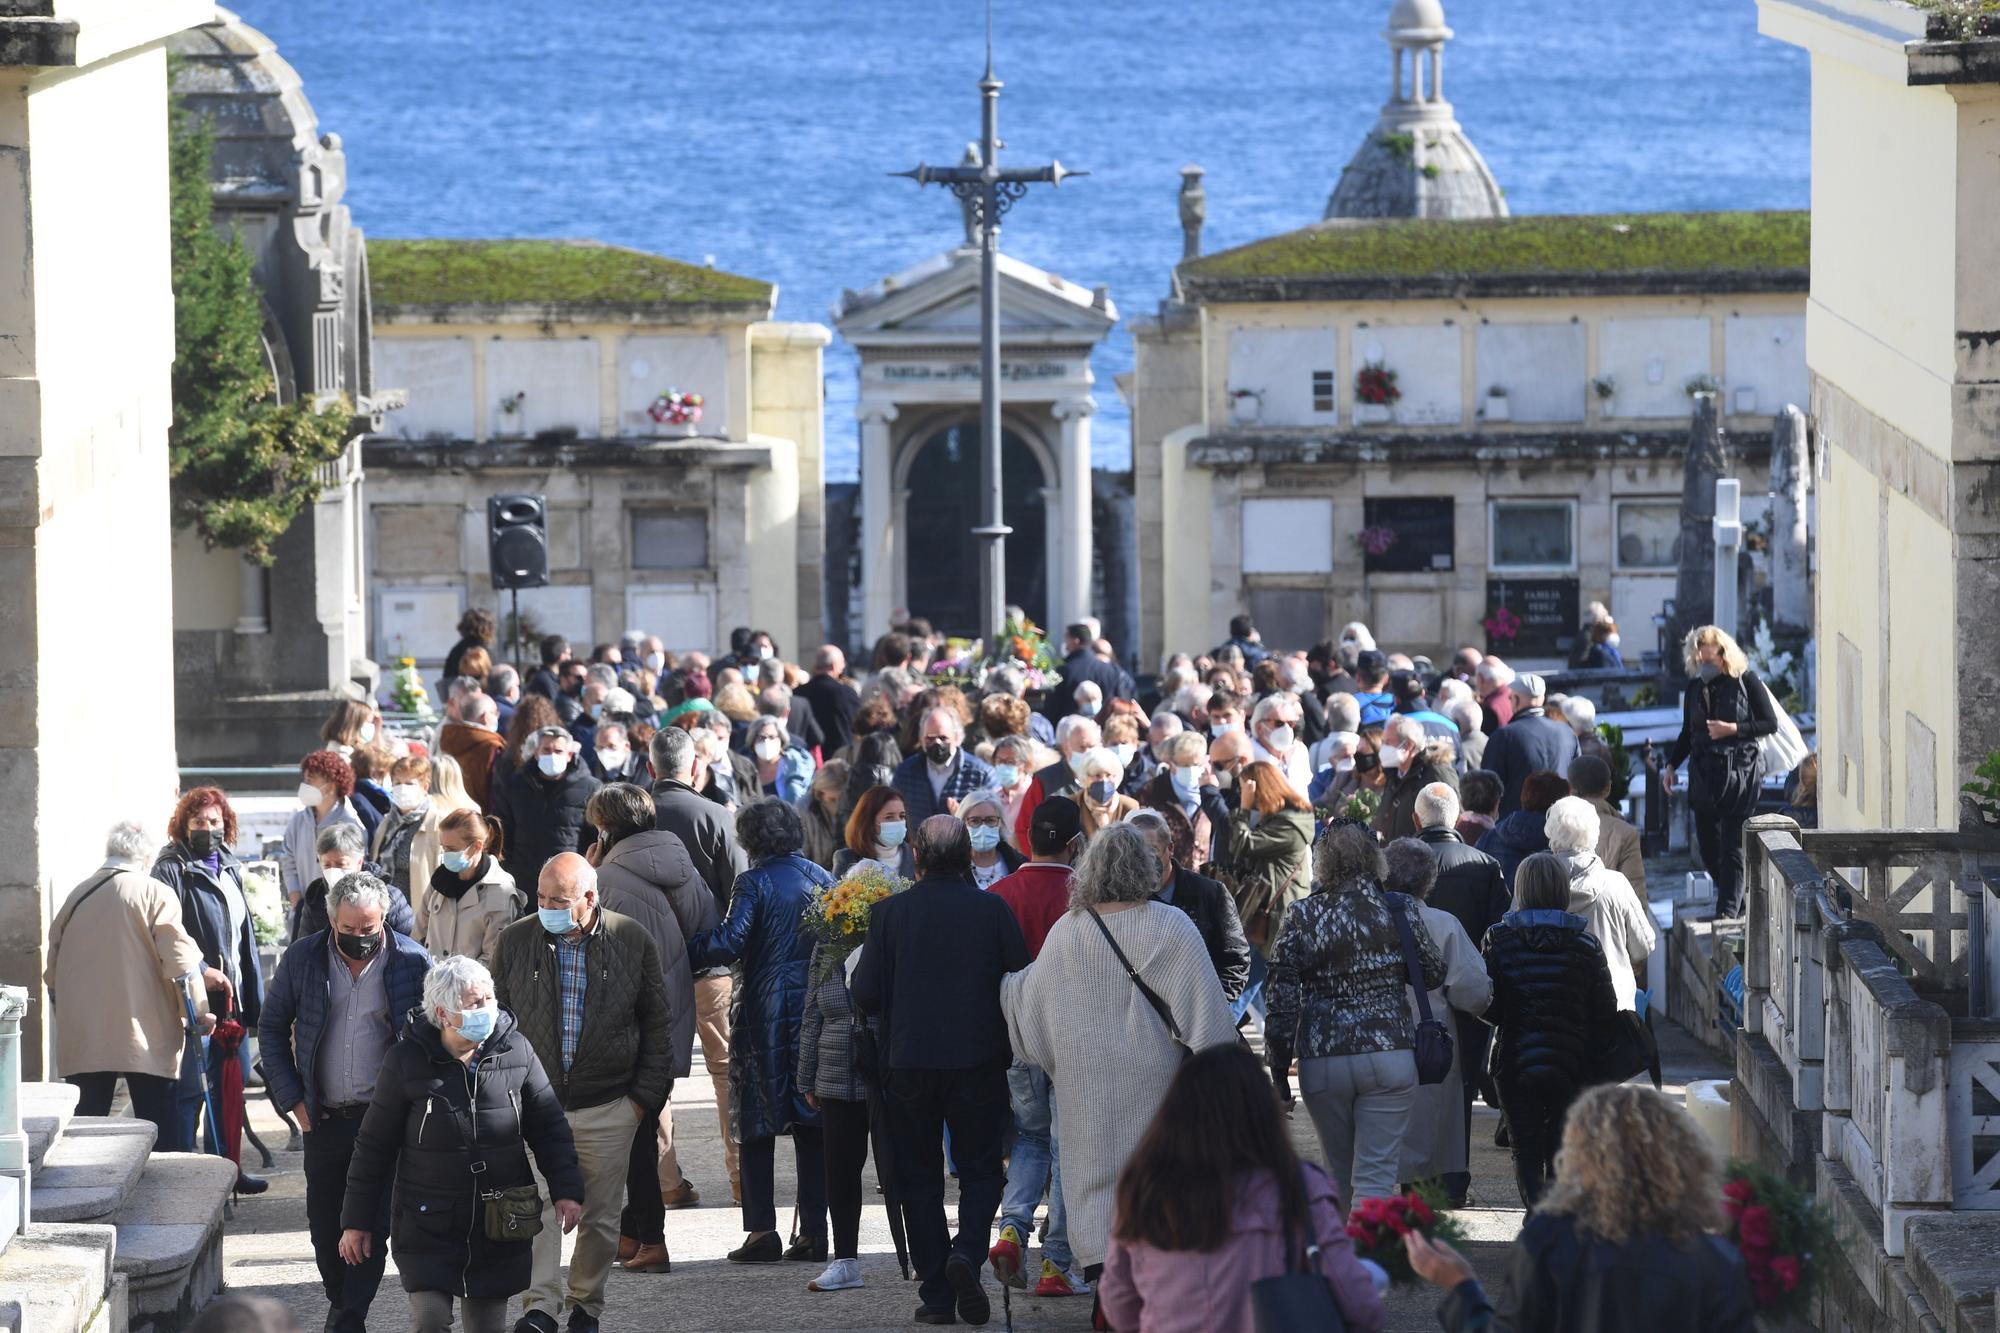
top-left (858, 401), bottom-right (899, 642)
top-left (236, 557), bottom-right (270, 635)
top-left (1053, 396), bottom-right (1096, 633)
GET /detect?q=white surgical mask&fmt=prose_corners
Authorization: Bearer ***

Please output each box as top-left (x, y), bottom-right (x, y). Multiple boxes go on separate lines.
top-left (321, 866), bottom-right (348, 888)
top-left (1172, 764), bottom-right (1202, 792)
top-left (537, 752), bottom-right (570, 777)
top-left (1336, 757), bottom-right (1356, 774)
top-left (644, 652), bottom-right (665, 672)
top-left (753, 737), bottom-right (782, 762)
top-left (358, 722), bottom-right (376, 744)
top-left (596, 748), bottom-right (628, 773)
top-left (297, 781), bottom-right (322, 808)
top-left (1113, 743), bottom-right (1137, 768)
top-left (1378, 744), bottom-right (1407, 768)
top-left (1210, 720), bottom-right (1235, 737)
top-left (1265, 725), bottom-right (1295, 753)
top-left (390, 782), bottom-right (426, 812)
top-left (757, 645), bottom-right (774, 661)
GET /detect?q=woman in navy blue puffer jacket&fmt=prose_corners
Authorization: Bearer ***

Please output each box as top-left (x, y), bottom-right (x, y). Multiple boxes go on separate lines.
top-left (689, 798), bottom-right (835, 1265)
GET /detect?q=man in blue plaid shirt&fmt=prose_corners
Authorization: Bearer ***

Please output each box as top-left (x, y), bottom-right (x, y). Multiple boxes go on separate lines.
top-left (493, 853), bottom-right (673, 1333)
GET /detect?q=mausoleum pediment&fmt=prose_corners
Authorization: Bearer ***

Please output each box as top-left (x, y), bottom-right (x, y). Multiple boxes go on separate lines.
top-left (836, 247), bottom-right (1116, 349)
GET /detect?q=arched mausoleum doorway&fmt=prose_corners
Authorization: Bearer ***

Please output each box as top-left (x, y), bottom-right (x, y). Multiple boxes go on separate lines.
top-left (900, 418), bottom-right (1050, 635)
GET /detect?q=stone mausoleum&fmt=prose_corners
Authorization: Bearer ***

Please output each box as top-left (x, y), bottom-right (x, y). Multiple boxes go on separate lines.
top-left (835, 242), bottom-right (1117, 641)
top-left (1130, 0), bottom-right (1808, 668)
top-left (365, 240), bottom-right (828, 666)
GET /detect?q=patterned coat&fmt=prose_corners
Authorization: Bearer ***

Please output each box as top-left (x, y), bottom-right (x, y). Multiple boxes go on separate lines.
top-left (890, 749), bottom-right (994, 824)
top-left (1264, 879), bottom-right (1445, 1061)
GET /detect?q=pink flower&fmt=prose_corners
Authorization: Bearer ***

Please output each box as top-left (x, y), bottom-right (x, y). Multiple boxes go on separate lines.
top-left (1723, 1179), bottom-right (1755, 1205)
top-left (1771, 1255), bottom-right (1802, 1293)
top-left (1738, 1205), bottom-right (1776, 1249)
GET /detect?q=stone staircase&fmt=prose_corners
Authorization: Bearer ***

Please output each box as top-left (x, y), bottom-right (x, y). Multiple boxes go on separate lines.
top-left (0, 1083), bottom-right (237, 1333)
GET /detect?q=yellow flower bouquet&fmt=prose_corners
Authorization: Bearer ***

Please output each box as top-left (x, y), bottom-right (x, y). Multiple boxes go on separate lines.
top-left (802, 861), bottom-right (908, 986)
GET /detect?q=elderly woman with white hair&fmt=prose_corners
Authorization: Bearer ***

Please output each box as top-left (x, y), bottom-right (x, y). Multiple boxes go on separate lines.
top-left (46, 820), bottom-right (212, 1152)
top-left (1075, 745), bottom-right (1140, 840)
top-left (338, 954), bottom-right (584, 1333)
top-left (1559, 695), bottom-right (1612, 768)
top-left (958, 787), bottom-right (1025, 889)
top-left (1001, 824), bottom-right (1238, 1282)
top-left (1474, 658), bottom-right (1517, 737)
top-left (1544, 796), bottom-right (1655, 1012)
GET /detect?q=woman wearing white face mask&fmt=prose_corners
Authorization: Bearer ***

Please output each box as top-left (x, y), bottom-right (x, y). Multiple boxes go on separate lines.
top-left (747, 717), bottom-right (816, 805)
top-left (831, 787), bottom-right (912, 879)
top-left (369, 756), bottom-right (445, 895)
top-left (414, 810), bottom-right (520, 966)
top-left (282, 750), bottom-right (364, 910)
top-left (958, 788), bottom-right (1025, 890)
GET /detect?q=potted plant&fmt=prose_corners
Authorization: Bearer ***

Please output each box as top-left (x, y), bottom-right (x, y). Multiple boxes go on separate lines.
top-left (1354, 363), bottom-right (1400, 424)
top-left (1592, 375), bottom-right (1616, 416)
top-left (496, 391), bottom-right (527, 435)
top-left (1484, 384), bottom-right (1510, 422)
top-left (1228, 387), bottom-right (1263, 426)
top-left (1685, 372), bottom-right (1720, 397)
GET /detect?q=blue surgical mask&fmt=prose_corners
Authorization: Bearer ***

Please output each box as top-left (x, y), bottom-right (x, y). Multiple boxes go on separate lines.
top-left (456, 1003), bottom-right (496, 1043)
top-left (1210, 721), bottom-right (1235, 737)
top-left (589, 702), bottom-right (604, 720)
top-left (968, 825), bottom-right (1002, 853)
top-left (538, 905), bottom-right (577, 935)
top-left (440, 848), bottom-right (474, 873)
top-left (991, 764), bottom-right (1020, 789)
top-left (1087, 779), bottom-right (1116, 805)
top-left (1172, 765), bottom-right (1202, 793)
top-left (1068, 752), bottom-right (1091, 777)
top-left (1078, 700), bottom-right (1101, 717)
top-left (877, 819), bottom-right (906, 849)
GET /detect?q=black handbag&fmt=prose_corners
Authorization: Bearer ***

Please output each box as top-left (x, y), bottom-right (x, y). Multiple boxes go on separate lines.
top-left (1389, 897), bottom-right (1453, 1086)
top-left (1085, 906), bottom-right (1189, 1060)
top-left (1593, 1006), bottom-right (1661, 1088)
top-left (1250, 1169), bottom-right (1350, 1333)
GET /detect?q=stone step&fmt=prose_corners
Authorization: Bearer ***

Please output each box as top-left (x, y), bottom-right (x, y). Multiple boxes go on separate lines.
top-left (21, 1082), bottom-right (81, 1171)
top-left (32, 1120), bottom-right (154, 1223)
top-left (0, 1221), bottom-right (119, 1333)
top-left (111, 1154), bottom-right (235, 1333)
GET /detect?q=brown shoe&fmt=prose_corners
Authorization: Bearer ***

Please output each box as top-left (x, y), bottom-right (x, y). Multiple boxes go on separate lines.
top-left (625, 1242), bottom-right (672, 1273)
top-left (661, 1179), bottom-right (701, 1209)
top-left (616, 1236), bottom-right (639, 1265)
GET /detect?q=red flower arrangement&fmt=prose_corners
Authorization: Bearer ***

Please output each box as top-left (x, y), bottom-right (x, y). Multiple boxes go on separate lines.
top-left (1355, 363), bottom-right (1402, 406)
top-left (1482, 605), bottom-right (1521, 643)
top-left (1721, 1161), bottom-right (1829, 1318)
top-left (647, 388), bottom-right (704, 427)
top-left (1344, 1188), bottom-right (1467, 1287)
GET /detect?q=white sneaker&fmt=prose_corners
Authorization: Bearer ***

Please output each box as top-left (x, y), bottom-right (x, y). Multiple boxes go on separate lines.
top-left (808, 1257), bottom-right (863, 1292)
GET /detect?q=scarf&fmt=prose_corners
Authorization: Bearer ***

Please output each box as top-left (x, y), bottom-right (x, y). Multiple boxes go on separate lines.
top-left (429, 854), bottom-right (492, 903)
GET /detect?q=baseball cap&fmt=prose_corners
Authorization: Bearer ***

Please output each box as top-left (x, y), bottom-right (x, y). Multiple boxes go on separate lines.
top-left (1356, 649), bottom-right (1388, 677)
top-left (1029, 796), bottom-right (1084, 856)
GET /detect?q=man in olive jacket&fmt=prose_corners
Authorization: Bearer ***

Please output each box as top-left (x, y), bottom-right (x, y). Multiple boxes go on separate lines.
top-left (494, 853), bottom-right (672, 1333)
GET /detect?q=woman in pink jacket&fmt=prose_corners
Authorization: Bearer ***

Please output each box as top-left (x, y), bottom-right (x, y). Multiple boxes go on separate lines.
top-left (1099, 1044), bottom-right (1386, 1333)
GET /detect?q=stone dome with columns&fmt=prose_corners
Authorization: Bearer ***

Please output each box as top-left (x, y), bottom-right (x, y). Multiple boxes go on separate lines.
top-left (1325, 0), bottom-right (1508, 221)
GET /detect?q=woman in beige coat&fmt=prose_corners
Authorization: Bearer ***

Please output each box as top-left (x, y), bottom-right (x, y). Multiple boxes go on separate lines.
top-left (411, 808), bottom-right (520, 965)
top-left (45, 820), bottom-right (213, 1152)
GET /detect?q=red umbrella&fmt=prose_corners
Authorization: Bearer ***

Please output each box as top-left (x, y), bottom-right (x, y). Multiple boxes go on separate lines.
top-left (210, 1018), bottom-right (247, 1167)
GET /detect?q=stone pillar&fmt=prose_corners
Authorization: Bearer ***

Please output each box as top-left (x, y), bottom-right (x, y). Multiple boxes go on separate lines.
top-left (235, 556), bottom-right (271, 635)
top-left (0, 2), bottom-right (207, 1075)
top-left (857, 402), bottom-right (898, 643)
top-left (1053, 397), bottom-right (1096, 634)
top-left (1769, 403), bottom-right (1811, 637)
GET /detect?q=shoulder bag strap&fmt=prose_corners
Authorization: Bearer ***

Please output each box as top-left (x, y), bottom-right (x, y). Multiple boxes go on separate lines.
top-left (1387, 897), bottom-right (1436, 1025)
top-left (1083, 906), bottom-right (1183, 1044)
top-left (54, 870), bottom-right (120, 934)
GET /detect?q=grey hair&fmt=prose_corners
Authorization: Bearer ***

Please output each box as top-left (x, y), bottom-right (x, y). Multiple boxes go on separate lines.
top-left (746, 716), bottom-right (787, 745)
top-left (1325, 693), bottom-right (1361, 734)
top-left (991, 734), bottom-right (1035, 765)
top-left (1170, 684), bottom-right (1213, 716)
top-left (522, 724), bottom-right (573, 765)
top-left (1250, 693), bottom-right (1300, 727)
top-left (1313, 821), bottom-right (1385, 889)
top-left (465, 691), bottom-right (499, 724)
top-left (1123, 807), bottom-right (1175, 859)
top-left (1544, 796), bottom-right (1601, 855)
top-left (1148, 711), bottom-right (1184, 740)
top-left (757, 685), bottom-right (793, 717)
top-left (985, 665), bottom-right (1026, 698)
top-left (922, 707), bottom-right (965, 739)
top-left (1413, 782), bottom-right (1461, 830)
top-left (1383, 838), bottom-right (1440, 900)
top-left (649, 725), bottom-right (695, 780)
top-left (329, 870), bottom-right (393, 920)
top-left (1066, 823), bottom-right (1161, 910)
top-left (1564, 696), bottom-right (1598, 735)
top-left (604, 687), bottom-right (636, 715)
top-left (1385, 714), bottom-right (1427, 748)
top-left (1167, 731), bottom-right (1208, 765)
top-left (1443, 696), bottom-right (1484, 736)
top-left (956, 787), bottom-right (1007, 821)
top-left (1078, 744), bottom-right (1125, 785)
top-left (587, 663), bottom-right (618, 690)
top-left (1054, 715), bottom-right (1101, 749)
top-left (104, 820), bottom-right (154, 866)
top-left (594, 720), bottom-right (629, 747)
top-left (1475, 659), bottom-right (1516, 689)
top-left (317, 821), bottom-right (367, 859)
top-left (423, 954), bottom-right (493, 1020)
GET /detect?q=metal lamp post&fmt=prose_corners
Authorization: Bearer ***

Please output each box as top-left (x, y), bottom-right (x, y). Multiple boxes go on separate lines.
top-left (893, 10), bottom-right (1082, 645)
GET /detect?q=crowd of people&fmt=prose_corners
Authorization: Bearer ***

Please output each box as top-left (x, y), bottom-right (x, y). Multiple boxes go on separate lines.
top-left (45, 606), bottom-right (1787, 1332)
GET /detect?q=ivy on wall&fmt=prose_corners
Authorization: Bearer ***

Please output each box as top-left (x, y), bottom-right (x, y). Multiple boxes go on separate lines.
top-left (168, 96), bottom-right (353, 565)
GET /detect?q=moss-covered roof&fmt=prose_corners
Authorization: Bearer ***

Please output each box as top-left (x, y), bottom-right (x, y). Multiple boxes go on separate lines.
top-left (1178, 211), bottom-right (1810, 302)
top-left (369, 239), bottom-right (774, 318)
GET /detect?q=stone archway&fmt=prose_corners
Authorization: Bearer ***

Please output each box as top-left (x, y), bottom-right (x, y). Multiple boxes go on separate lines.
top-left (899, 419), bottom-right (1052, 635)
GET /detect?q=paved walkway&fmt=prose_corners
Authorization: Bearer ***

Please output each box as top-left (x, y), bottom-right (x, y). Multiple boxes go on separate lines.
top-left (217, 1021), bottom-right (1727, 1332)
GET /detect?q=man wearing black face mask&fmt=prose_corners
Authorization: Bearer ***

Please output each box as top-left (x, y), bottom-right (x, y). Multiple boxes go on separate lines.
top-left (891, 707), bottom-right (994, 823)
top-left (261, 873), bottom-right (431, 1333)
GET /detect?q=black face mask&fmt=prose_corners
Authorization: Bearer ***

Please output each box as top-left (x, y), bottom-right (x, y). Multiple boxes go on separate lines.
top-left (924, 741), bottom-right (955, 766)
top-left (1355, 753), bottom-right (1382, 773)
top-left (336, 931), bottom-right (383, 962)
top-left (187, 828), bottom-right (221, 858)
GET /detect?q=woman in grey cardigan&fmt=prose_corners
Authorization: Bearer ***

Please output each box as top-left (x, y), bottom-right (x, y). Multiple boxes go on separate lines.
top-left (796, 928), bottom-right (881, 1295)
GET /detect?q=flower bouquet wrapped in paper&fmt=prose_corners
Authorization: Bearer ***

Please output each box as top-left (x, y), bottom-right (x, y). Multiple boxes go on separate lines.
top-left (801, 861), bottom-right (909, 986)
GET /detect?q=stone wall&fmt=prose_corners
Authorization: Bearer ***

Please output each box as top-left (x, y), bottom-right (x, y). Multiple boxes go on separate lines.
top-left (0, 0), bottom-right (213, 1074)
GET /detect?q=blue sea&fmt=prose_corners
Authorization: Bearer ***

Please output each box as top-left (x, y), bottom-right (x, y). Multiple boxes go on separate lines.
top-left (232, 0), bottom-right (1810, 479)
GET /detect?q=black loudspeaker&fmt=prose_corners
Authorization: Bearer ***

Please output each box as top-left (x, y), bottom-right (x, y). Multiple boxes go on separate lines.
top-left (488, 494), bottom-right (549, 590)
